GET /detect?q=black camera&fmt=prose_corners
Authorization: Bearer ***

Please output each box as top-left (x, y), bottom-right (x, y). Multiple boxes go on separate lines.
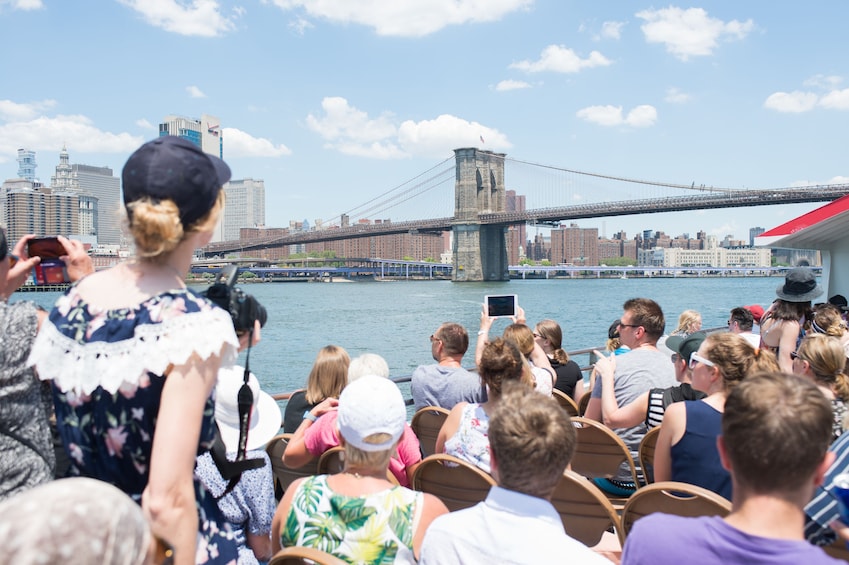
top-left (204, 265), bottom-right (267, 333)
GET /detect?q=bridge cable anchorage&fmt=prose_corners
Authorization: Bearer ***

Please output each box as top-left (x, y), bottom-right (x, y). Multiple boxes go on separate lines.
top-left (321, 156), bottom-right (454, 226)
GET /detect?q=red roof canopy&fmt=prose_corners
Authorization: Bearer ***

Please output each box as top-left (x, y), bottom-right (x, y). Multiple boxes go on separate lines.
top-left (756, 193), bottom-right (849, 248)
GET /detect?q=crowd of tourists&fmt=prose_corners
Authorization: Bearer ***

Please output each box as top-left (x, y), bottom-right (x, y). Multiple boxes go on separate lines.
top-left (3, 136), bottom-right (849, 564)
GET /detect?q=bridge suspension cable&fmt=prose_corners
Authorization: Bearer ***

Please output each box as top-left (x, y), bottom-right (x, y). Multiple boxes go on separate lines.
top-left (504, 156), bottom-right (743, 194)
top-left (322, 156), bottom-right (454, 226)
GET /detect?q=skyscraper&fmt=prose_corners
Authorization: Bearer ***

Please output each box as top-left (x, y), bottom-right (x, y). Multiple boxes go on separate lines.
top-left (17, 149), bottom-right (37, 182)
top-left (220, 178), bottom-right (266, 242)
top-left (158, 113), bottom-right (222, 158)
top-left (72, 164), bottom-right (121, 245)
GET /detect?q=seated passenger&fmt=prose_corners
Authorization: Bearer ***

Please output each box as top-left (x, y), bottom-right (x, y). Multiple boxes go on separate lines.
top-left (595, 332), bottom-right (707, 431)
top-left (654, 333), bottom-right (778, 499)
top-left (282, 345), bottom-right (349, 433)
top-left (411, 322), bottom-right (486, 411)
top-left (534, 319), bottom-right (585, 402)
top-left (282, 354), bottom-right (422, 486)
top-left (436, 338), bottom-right (533, 474)
top-left (623, 373), bottom-right (842, 565)
top-left (271, 375), bottom-right (448, 563)
top-left (791, 333), bottom-right (849, 441)
top-left (420, 384), bottom-right (610, 565)
top-left (195, 366), bottom-right (282, 565)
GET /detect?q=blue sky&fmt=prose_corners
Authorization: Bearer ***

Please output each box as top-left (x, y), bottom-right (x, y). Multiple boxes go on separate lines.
top-left (1, 0), bottom-right (847, 242)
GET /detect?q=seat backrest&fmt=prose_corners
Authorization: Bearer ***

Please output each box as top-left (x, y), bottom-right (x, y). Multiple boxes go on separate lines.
top-left (265, 433), bottom-right (319, 499)
top-left (569, 417), bottom-right (639, 485)
top-left (410, 406), bottom-right (450, 458)
top-left (620, 481), bottom-right (732, 538)
top-left (552, 389), bottom-right (580, 416)
top-left (317, 446), bottom-right (346, 475)
top-left (823, 537), bottom-right (849, 561)
top-left (411, 453), bottom-right (495, 512)
top-left (550, 470), bottom-right (624, 547)
top-left (578, 392), bottom-right (591, 416)
top-left (638, 426), bottom-right (661, 485)
top-left (269, 546), bottom-right (347, 565)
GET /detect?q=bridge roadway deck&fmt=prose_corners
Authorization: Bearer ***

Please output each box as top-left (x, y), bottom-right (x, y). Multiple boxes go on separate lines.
top-left (191, 262), bottom-right (817, 280)
top-left (205, 185), bottom-right (849, 256)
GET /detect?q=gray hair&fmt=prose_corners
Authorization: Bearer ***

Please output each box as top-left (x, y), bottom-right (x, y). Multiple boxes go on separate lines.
top-left (347, 353), bottom-right (390, 382)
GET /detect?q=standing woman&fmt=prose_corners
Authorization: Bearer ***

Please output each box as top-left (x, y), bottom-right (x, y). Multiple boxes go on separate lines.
top-left (791, 333), bottom-right (849, 441)
top-left (29, 137), bottom-right (248, 565)
top-left (534, 319), bottom-right (584, 402)
top-left (653, 333), bottom-right (779, 499)
top-left (282, 345), bottom-right (349, 433)
top-left (760, 267), bottom-right (823, 372)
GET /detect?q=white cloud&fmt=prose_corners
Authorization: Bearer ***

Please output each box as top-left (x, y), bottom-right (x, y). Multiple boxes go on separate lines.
top-left (288, 16), bottom-right (313, 35)
top-left (600, 21), bottom-right (625, 40)
top-left (1, 0), bottom-right (43, 10)
top-left (136, 118), bottom-right (155, 130)
top-left (495, 79), bottom-right (531, 91)
top-left (804, 74), bottom-right (842, 89)
top-left (306, 97), bottom-right (509, 158)
top-left (819, 88), bottom-right (849, 110)
top-left (636, 7), bottom-right (754, 61)
top-left (510, 45), bottom-right (612, 74)
top-left (576, 104), bottom-right (657, 128)
top-left (117, 0), bottom-right (236, 37)
top-left (398, 114), bottom-right (511, 156)
top-left (0, 99), bottom-right (56, 121)
top-left (0, 114), bottom-right (143, 158)
top-left (267, 0), bottom-right (532, 37)
top-left (221, 127), bottom-right (292, 157)
top-left (664, 87), bottom-right (691, 104)
top-left (763, 91), bottom-right (818, 113)
top-left (186, 85), bottom-right (207, 98)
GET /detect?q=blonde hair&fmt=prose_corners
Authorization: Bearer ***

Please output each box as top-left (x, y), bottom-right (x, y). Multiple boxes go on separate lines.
top-left (797, 334), bottom-right (849, 401)
top-left (343, 432), bottom-right (395, 470)
top-left (125, 191), bottom-right (224, 259)
top-left (305, 345), bottom-right (350, 404)
top-left (673, 309), bottom-right (702, 335)
top-left (502, 324), bottom-right (535, 357)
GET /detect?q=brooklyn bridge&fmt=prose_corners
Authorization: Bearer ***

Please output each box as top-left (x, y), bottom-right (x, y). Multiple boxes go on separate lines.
top-left (203, 148), bottom-right (849, 281)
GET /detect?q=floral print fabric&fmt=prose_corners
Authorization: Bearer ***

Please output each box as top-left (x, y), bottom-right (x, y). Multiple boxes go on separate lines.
top-left (443, 403), bottom-right (491, 473)
top-left (30, 286), bottom-right (239, 564)
top-left (281, 474), bottom-right (422, 565)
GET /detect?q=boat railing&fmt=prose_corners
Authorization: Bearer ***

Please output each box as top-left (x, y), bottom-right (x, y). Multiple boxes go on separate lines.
top-left (271, 327), bottom-right (727, 406)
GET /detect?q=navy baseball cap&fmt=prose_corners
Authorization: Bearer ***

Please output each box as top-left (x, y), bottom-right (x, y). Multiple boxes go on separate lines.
top-left (122, 136), bottom-right (231, 228)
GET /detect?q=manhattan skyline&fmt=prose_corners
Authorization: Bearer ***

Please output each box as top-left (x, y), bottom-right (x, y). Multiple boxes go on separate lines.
top-left (1, 1), bottom-right (847, 242)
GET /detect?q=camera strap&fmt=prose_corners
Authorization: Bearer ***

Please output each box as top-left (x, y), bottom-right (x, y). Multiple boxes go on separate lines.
top-left (210, 327), bottom-right (265, 500)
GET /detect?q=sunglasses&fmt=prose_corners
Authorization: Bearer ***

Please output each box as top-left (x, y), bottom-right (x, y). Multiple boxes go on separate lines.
top-left (790, 350), bottom-right (801, 361)
top-left (618, 322), bottom-right (641, 329)
top-left (671, 353), bottom-right (679, 363)
top-left (689, 352), bottom-right (715, 369)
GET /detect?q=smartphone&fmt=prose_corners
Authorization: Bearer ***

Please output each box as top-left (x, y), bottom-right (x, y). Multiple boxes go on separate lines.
top-left (27, 236), bottom-right (70, 285)
top-left (485, 294), bottom-right (518, 318)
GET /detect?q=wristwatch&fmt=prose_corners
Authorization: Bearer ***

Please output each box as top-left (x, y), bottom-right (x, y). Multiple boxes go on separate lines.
top-left (303, 410), bottom-right (318, 422)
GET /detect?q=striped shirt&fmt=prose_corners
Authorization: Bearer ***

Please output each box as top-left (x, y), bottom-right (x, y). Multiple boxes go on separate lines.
top-left (805, 431), bottom-right (849, 545)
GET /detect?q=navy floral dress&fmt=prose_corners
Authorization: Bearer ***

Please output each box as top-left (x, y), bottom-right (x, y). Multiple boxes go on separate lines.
top-left (29, 286), bottom-right (240, 564)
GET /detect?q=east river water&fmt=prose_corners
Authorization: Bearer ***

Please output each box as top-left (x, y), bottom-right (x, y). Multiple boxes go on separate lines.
top-left (16, 275), bottom-right (793, 400)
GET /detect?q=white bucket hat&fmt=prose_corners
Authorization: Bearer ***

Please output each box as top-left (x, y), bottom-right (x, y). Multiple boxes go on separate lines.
top-left (215, 365), bottom-right (282, 453)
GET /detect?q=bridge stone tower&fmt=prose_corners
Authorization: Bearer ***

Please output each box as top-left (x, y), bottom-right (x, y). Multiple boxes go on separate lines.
top-left (452, 148), bottom-right (509, 281)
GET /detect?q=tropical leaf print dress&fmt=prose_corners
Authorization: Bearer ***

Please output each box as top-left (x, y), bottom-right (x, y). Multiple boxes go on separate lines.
top-left (282, 474), bottom-right (422, 564)
top-left (29, 286), bottom-right (241, 565)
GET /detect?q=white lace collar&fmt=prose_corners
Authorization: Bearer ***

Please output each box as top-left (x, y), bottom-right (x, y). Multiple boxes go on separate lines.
top-left (29, 308), bottom-right (239, 395)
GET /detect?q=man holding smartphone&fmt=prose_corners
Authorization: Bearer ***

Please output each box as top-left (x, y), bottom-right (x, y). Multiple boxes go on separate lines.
top-left (411, 323), bottom-right (486, 412)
